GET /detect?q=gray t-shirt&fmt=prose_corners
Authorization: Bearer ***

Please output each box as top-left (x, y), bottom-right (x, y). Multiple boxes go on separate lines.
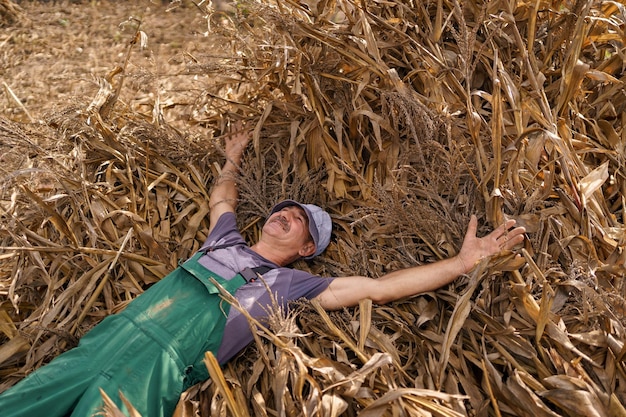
top-left (197, 212), bottom-right (334, 363)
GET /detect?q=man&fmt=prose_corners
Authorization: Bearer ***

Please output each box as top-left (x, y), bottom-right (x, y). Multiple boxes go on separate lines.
top-left (0, 124), bottom-right (526, 417)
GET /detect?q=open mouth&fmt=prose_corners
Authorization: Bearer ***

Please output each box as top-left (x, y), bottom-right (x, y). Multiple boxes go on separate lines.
top-left (270, 215), bottom-right (290, 232)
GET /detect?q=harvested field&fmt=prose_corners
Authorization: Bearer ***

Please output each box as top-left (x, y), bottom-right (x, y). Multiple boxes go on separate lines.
top-left (1, 0), bottom-right (625, 416)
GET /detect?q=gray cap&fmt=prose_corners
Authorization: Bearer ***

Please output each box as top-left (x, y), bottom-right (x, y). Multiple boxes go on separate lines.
top-left (269, 199), bottom-right (332, 259)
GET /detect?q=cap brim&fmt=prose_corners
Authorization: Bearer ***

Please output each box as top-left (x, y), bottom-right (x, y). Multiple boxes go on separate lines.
top-left (269, 200), bottom-right (319, 254)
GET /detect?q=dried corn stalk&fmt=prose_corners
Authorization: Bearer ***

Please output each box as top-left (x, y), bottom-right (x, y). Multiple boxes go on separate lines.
top-left (1, 0), bottom-right (625, 416)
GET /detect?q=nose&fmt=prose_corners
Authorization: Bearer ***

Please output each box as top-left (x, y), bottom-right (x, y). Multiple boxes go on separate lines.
top-left (280, 207), bottom-right (296, 218)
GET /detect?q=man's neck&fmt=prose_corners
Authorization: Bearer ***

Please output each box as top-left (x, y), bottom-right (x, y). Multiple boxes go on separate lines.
top-left (250, 241), bottom-right (296, 267)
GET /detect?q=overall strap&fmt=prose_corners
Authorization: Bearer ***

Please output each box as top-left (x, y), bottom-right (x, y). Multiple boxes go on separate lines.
top-left (180, 252), bottom-right (245, 295)
top-left (238, 266), bottom-right (273, 283)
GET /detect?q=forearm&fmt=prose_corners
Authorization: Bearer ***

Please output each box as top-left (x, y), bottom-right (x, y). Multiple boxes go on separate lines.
top-left (210, 124), bottom-right (250, 208)
top-left (375, 256), bottom-right (466, 303)
top-left (210, 157), bottom-right (242, 208)
top-left (316, 256), bottom-right (467, 310)
top-left (207, 124), bottom-right (251, 233)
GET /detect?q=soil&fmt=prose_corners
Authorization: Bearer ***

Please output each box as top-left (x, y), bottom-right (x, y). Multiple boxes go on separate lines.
top-left (1, 0), bottom-right (210, 127)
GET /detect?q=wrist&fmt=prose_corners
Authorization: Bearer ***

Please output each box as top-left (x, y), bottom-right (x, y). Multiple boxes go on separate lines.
top-left (221, 159), bottom-right (242, 175)
top-left (224, 155), bottom-right (242, 167)
top-left (455, 255), bottom-right (469, 275)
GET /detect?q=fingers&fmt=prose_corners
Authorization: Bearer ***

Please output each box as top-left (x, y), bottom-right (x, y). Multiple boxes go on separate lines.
top-left (481, 217), bottom-right (526, 252)
top-left (464, 214), bottom-right (478, 241)
top-left (226, 124), bottom-right (247, 139)
top-left (224, 121), bottom-right (251, 149)
top-left (507, 226), bottom-right (526, 247)
top-left (225, 120), bottom-right (248, 136)
top-left (495, 225), bottom-right (526, 251)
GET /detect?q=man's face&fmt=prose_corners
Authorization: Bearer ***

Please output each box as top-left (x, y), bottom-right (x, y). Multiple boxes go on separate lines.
top-left (263, 205), bottom-right (314, 252)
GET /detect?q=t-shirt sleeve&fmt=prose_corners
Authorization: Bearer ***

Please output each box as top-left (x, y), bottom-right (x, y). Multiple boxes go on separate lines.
top-left (200, 212), bottom-right (246, 250)
top-left (288, 269), bottom-right (335, 300)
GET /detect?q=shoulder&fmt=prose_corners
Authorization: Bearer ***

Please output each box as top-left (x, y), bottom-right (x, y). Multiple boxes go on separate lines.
top-left (208, 197), bottom-right (237, 235)
top-left (278, 268), bottom-right (335, 300)
top-left (200, 212), bottom-right (244, 250)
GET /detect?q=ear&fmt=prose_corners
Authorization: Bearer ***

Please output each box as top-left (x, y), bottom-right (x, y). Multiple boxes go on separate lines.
top-left (298, 241), bottom-right (316, 258)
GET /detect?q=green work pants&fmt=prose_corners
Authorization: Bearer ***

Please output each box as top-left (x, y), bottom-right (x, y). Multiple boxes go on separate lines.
top-left (0, 252), bottom-right (244, 417)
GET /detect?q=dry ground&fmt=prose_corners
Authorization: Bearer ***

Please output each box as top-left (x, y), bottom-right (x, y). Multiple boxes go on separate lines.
top-left (1, 0), bottom-right (214, 130)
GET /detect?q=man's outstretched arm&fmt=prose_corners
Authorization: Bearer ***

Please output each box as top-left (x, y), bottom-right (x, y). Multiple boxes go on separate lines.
top-left (314, 215), bottom-right (526, 310)
top-left (208, 122), bottom-right (251, 235)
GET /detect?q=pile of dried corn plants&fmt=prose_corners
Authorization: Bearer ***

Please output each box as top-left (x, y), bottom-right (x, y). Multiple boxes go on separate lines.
top-left (0, 0), bottom-right (25, 27)
top-left (1, 0), bottom-right (625, 416)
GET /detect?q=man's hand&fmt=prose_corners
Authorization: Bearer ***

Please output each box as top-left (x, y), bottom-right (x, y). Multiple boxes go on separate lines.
top-left (456, 215), bottom-right (526, 274)
top-left (224, 121), bottom-right (251, 163)
top-left (208, 121), bottom-right (251, 234)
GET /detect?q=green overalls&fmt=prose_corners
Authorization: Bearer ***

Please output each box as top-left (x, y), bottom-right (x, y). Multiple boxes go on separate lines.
top-left (0, 252), bottom-right (246, 417)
